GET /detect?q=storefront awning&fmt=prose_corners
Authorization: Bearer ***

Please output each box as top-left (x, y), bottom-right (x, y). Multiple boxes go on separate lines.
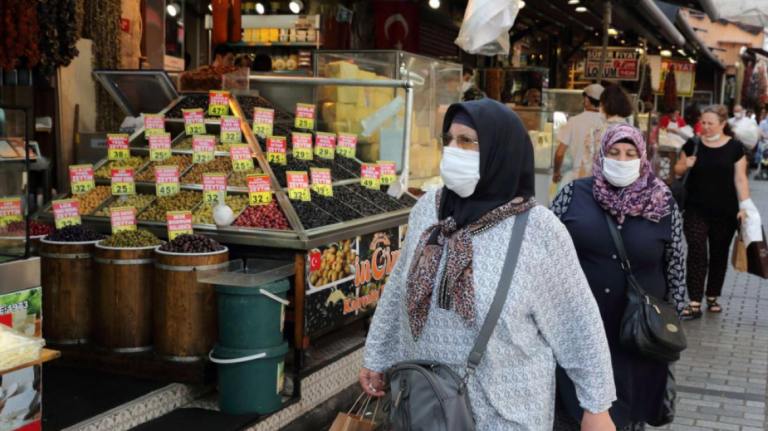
top-left (635, 0), bottom-right (686, 47)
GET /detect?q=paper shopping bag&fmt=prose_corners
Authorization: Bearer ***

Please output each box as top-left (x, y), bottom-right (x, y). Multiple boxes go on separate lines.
top-left (329, 393), bottom-right (379, 431)
top-left (732, 234), bottom-right (748, 273)
top-left (747, 228), bottom-right (768, 279)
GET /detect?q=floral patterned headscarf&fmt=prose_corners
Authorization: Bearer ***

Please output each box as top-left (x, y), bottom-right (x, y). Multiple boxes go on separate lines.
top-left (592, 123), bottom-right (672, 224)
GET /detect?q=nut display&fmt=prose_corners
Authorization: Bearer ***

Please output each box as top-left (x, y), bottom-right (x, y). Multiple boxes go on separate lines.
top-left (228, 167), bottom-right (263, 187)
top-left (44, 225), bottom-right (107, 242)
top-left (94, 194), bottom-right (155, 217)
top-left (135, 156), bottom-right (193, 182)
top-left (233, 202), bottom-right (291, 230)
top-left (352, 185), bottom-right (405, 212)
top-left (334, 186), bottom-right (380, 217)
top-left (175, 135), bottom-right (230, 152)
top-left (71, 186), bottom-right (112, 215)
top-left (165, 94), bottom-right (212, 118)
top-left (101, 230), bottom-right (163, 248)
top-left (181, 158), bottom-right (233, 184)
top-left (159, 234), bottom-right (225, 253)
top-left (0, 221), bottom-right (54, 237)
top-left (309, 239), bottom-right (357, 287)
top-left (138, 190), bottom-right (201, 221)
top-left (193, 196), bottom-right (249, 224)
top-left (291, 200), bottom-right (341, 230)
top-left (309, 191), bottom-right (364, 222)
top-left (94, 156), bottom-right (148, 179)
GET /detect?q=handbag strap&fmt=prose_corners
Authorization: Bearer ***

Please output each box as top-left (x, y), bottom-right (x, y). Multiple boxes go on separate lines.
top-left (681, 137), bottom-right (700, 186)
top-left (604, 213), bottom-right (648, 297)
top-left (464, 209), bottom-right (530, 382)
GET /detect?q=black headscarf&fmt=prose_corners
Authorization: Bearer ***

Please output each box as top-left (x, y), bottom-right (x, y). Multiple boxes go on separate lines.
top-left (439, 98), bottom-right (536, 228)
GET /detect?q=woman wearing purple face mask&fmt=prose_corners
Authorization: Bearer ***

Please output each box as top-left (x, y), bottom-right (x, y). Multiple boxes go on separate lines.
top-left (551, 124), bottom-right (686, 431)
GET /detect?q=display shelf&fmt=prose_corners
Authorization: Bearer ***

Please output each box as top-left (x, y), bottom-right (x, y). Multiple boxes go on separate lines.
top-left (0, 348), bottom-right (60, 377)
top-left (230, 42), bottom-right (321, 48)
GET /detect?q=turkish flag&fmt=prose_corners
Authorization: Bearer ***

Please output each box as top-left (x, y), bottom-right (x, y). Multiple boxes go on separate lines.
top-left (309, 251), bottom-right (322, 272)
top-left (374, 1), bottom-right (419, 53)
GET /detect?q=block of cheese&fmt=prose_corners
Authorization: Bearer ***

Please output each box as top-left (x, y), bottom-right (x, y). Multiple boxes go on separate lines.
top-left (373, 91), bottom-right (393, 110)
top-left (327, 121), bottom-right (351, 135)
top-left (418, 127), bottom-right (431, 143)
top-left (358, 70), bottom-right (376, 80)
top-left (330, 87), bottom-right (359, 104)
top-left (327, 61), bottom-right (359, 79)
top-left (321, 102), bottom-right (356, 123)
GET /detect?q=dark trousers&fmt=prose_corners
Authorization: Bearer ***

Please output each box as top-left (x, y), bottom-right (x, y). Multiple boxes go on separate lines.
top-left (683, 211), bottom-right (737, 302)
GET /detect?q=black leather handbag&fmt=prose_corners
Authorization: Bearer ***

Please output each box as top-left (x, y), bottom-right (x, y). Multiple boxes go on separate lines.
top-left (605, 213), bottom-right (687, 363)
top-left (670, 137), bottom-right (699, 210)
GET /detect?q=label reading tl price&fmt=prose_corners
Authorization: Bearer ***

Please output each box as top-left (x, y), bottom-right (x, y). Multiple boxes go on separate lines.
top-left (267, 137), bottom-right (287, 165)
top-left (295, 104), bottom-right (316, 130)
top-left (52, 199), bottom-right (82, 229)
top-left (209, 91), bottom-right (230, 116)
top-left (203, 174), bottom-right (228, 204)
top-left (287, 171), bottom-right (311, 201)
top-left (229, 145), bottom-right (254, 172)
top-left (143, 114), bottom-right (165, 138)
top-left (193, 135), bottom-right (216, 163)
top-left (315, 133), bottom-right (336, 160)
top-left (311, 168), bottom-right (333, 197)
top-left (360, 164), bottom-right (381, 190)
top-left (247, 174), bottom-right (272, 206)
top-left (148, 133), bottom-right (172, 162)
top-left (69, 165), bottom-right (95, 194)
top-left (220, 116), bottom-right (242, 144)
top-left (253, 108), bottom-right (274, 137)
top-left (167, 211), bottom-right (193, 240)
top-left (292, 133), bottom-right (313, 161)
top-left (337, 133), bottom-right (357, 158)
top-left (110, 207), bottom-right (137, 234)
top-left (183, 109), bottom-right (206, 135)
top-left (155, 166), bottom-right (180, 197)
top-left (107, 134), bottom-right (130, 161)
top-left (378, 161), bottom-right (397, 185)
top-left (0, 198), bottom-right (22, 227)
top-left (111, 169), bottom-right (136, 196)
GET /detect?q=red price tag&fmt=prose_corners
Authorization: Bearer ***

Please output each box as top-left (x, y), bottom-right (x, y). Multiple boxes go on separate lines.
top-left (110, 207), bottom-right (137, 233)
top-left (253, 108), bottom-right (275, 137)
top-left (203, 173), bottom-right (228, 204)
top-left (155, 166), bottom-right (180, 196)
top-left (69, 165), bottom-right (95, 194)
top-left (220, 116), bottom-right (242, 144)
top-left (247, 174), bottom-right (272, 205)
top-left (0, 198), bottom-right (22, 227)
top-left (229, 144), bottom-right (252, 161)
top-left (315, 132), bottom-right (336, 159)
top-left (167, 211), bottom-right (194, 240)
top-left (107, 134), bottom-right (130, 161)
top-left (287, 171), bottom-right (311, 201)
top-left (144, 114), bottom-right (165, 136)
top-left (52, 199), bottom-right (81, 229)
top-left (378, 160), bottom-right (397, 185)
top-left (193, 135), bottom-right (216, 163)
top-left (360, 163), bottom-right (381, 189)
top-left (292, 133), bottom-right (313, 160)
top-left (111, 169), bottom-right (136, 195)
top-left (209, 91), bottom-right (230, 116)
top-left (148, 133), bottom-right (172, 162)
top-left (310, 168), bottom-right (333, 197)
top-left (267, 136), bottom-right (287, 165)
top-left (337, 133), bottom-right (357, 158)
top-left (295, 103), bottom-right (316, 130)
top-left (183, 109), bottom-right (206, 135)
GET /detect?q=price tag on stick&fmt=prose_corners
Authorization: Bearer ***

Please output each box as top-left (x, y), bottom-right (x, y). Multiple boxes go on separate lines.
top-left (209, 90), bottom-right (230, 116)
top-left (148, 133), bottom-right (172, 162)
top-left (167, 211), bottom-right (193, 240)
top-left (229, 144), bottom-right (255, 172)
top-left (183, 109), bottom-right (206, 135)
top-left (220, 116), bottom-right (242, 144)
top-left (0, 198), bottom-right (22, 227)
top-left (70, 165), bottom-right (95, 194)
top-left (155, 166), bottom-right (180, 196)
top-left (193, 135), bottom-right (216, 164)
top-left (337, 133), bottom-right (357, 158)
top-left (52, 199), bottom-right (82, 229)
top-left (110, 207), bottom-right (137, 234)
top-left (203, 173), bottom-right (228, 204)
top-left (247, 174), bottom-right (272, 206)
top-left (253, 108), bottom-right (274, 137)
top-left (111, 169), bottom-right (136, 196)
top-left (267, 136), bottom-right (287, 165)
top-left (295, 103), bottom-right (316, 130)
top-left (107, 134), bottom-right (130, 161)
top-left (143, 114), bottom-right (165, 138)
top-left (315, 133), bottom-right (336, 160)
top-left (378, 161), bottom-right (396, 186)
top-left (360, 164), bottom-right (381, 190)
top-left (287, 171), bottom-right (311, 201)
top-left (292, 133), bottom-right (313, 161)
top-left (311, 168), bottom-right (333, 197)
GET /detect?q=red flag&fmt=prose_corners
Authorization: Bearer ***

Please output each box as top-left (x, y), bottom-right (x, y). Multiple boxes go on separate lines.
top-left (374, 1), bottom-right (419, 52)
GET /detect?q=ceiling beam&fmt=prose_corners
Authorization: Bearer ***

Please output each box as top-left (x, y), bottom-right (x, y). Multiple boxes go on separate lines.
top-left (538, 0), bottom-right (594, 31)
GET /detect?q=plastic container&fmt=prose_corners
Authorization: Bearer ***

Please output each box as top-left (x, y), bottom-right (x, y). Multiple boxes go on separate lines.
top-left (0, 325), bottom-right (45, 372)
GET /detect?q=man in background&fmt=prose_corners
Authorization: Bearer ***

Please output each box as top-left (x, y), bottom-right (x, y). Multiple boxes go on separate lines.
top-left (729, 104), bottom-right (750, 129)
top-left (553, 84), bottom-right (604, 184)
top-left (211, 44), bottom-right (236, 68)
top-left (660, 106), bottom-right (686, 134)
top-left (524, 88), bottom-right (542, 107)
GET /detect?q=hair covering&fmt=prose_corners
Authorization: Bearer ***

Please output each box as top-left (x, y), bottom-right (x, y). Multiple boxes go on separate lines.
top-left (592, 123), bottom-right (672, 224)
top-left (406, 99), bottom-right (537, 340)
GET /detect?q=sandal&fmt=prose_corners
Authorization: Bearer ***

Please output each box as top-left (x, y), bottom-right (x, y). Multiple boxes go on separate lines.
top-left (707, 297), bottom-right (723, 313)
top-left (683, 302), bottom-right (703, 319)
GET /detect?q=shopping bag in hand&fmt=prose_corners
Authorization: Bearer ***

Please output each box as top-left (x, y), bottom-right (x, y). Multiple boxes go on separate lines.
top-left (732, 234), bottom-right (749, 273)
top-left (747, 228), bottom-right (768, 279)
top-left (329, 392), bottom-right (379, 431)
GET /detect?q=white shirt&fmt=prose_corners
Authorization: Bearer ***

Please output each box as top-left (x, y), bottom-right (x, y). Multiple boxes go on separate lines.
top-left (557, 111), bottom-right (603, 176)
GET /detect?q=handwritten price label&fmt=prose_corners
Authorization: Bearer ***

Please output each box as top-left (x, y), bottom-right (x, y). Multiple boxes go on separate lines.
top-left (337, 133), bottom-right (357, 158)
top-left (183, 109), bottom-right (206, 135)
top-left (111, 169), bottom-right (136, 196)
top-left (110, 206), bottom-right (137, 234)
top-left (209, 91), bottom-right (230, 117)
top-left (167, 211), bottom-right (193, 240)
top-left (247, 174), bottom-right (272, 206)
top-left (311, 168), bottom-right (333, 197)
top-left (253, 108), bottom-right (274, 137)
top-left (144, 114), bottom-right (165, 138)
top-left (203, 173), bottom-right (228, 204)
top-left (107, 134), bottom-right (130, 161)
top-left (293, 133), bottom-right (313, 161)
top-left (360, 164), bottom-right (381, 190)
top-left (53, 199), bottom-right (82, 229)
top-left (315, 132), bottom-right (336, 160)
top-left (287, 171), bottom-right (311, 201)
top-left (155, 166), bottom-right (180, 197)
top-left (295, 103), bottom-right (316, 130)
top-left (229, 144), bottom-right (255, 172)
top-left (148, 133), bottom-right (172, 162)
top-left (193, 135), bottom-right (216, 164)
top-left (70, 165), bottom-right (95, 195)
top-left (220, 116), bottom-right (242, 144)
top-left (378, 161), bottom-right (396, 185)
top-left (267, 137), bottom-right (287, 165)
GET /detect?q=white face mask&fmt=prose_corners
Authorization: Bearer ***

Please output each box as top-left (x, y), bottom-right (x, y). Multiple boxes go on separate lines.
top-left (460, 81), bottom-right (472, 93)
top-left (705, 133), bottom-right (721, 142)
top-left (440, 147), bottom-right (480, 198)
top-left (735, 112), bottom-right (744, 119)
top-left (602, 158), bottom-right (641, 188)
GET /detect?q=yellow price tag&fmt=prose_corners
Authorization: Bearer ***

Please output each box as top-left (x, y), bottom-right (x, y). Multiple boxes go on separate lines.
top-left (232, 159), bottom-right (255, 172)
top-left (108, 148), bottom-right (129, 161)
top-left (337, 133), bottom-right (357, 158)
top-left (310, 168), bottom-right (333, 197)
top-left (167, 211), bottom-right (193, 240)
top-left (52, 199), bottom-right (82, 230)
top-left (378, 161), bottom-right (397, 186)
top-left (247, 174), bottom-right (272, 206)
top-left (0, 198), bottom-right (22, 227)
top-left (295, 118), bottom-right (314, 130)
top-left (292, 133), bottom-right (313, 161)
top-left (148, 133), bottom-right (172, 162)
top-left (295, 103), bottom-right (316, 130)
top-left (360, 164), bottom-right (381, 190)
top-left (203, 173), bottom-right (227, 203)
top-left (312, 184), bottom-right (333, 197)
top-left (156, 183), bottom-right (180, 197)
top-left (186, 123), bottom-right (206, 135)
top-left (70, 165), bottom-right (95, 195)
top-left (360, 177), bottom-right (380, 189)
top-left (220, 116), bottom-right (242, 144)
top-left (289, 188), bottom-right (311, 201)
top-left (143, 114), bottom-right (165, 138)
top-left (294, 147), bottom-right (313, 160)
top-left (268, 152), bottom-right (286, 165)
top-left (249, 191), bottom-right (272, 206)
top-left (287, 171), bottom-right (311, 201)
top-left (209, 91), bottom-right (230, 116)
top-left (193, 152), bottom-right (214, 164)
top-left (253, 108), bottom-right (275, 137)
top-left (107, 134), bottom-right (130, 161)
top-left (112, 182), bottom-right (136, 195)
top-left (209, 104), bottom-right (229, 117)
top-left (150, 148), bottom-right (171, 162)
top-left (111, 169), bottom-right (136, 196)
top-left (110, 207), bottom-right (137, 234)
top-left (253, 123), bottom-right (273, 137)
top-left (183, 109), bottom-right (206, 135)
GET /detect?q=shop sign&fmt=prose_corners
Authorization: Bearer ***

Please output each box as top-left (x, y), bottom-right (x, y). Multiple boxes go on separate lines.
top-left (148, 133), bottom-right (172, 162)
top-left (0, 198), bottom-right (22, 227)
top-left (337, 133), bottom-right (357, 158)
top-left (310, 168), bottom-right (333, 197)
top-left (111, 169), bottom-right (136, 196)
top-left (110, 206), bottom-right (137, 233)
top-left (378, 161), bottom-right (396, 185)
top-left (360, 163), bottom-right (381, 190)
top-left (107, 134), bottom-right (131, 161)
top-left (229, 144), bottom-right (255, 172)
top-left (209, 90), bottom-right (230, 116)
top-left (155, 166), bottom-right (180, 197)
top-left (52, 199), bottom-right (81, 229)
top-left (656, 60), bottom-right (696, 98)
top-left (292, 133), bottom-right (314, 161)
top-left (253, 108), bottom-right (275, 137)
top-left (143, 114), bottom-right (165, 138)
top-left (583, 47), bottom-right (640, 81)
top-left (69, 164), bottom-right (95, 195)
top-left (0, 287), bottom-right (42, 337)
top-left (183, 109), bottom-right (207, 135)
top-left (287, 171), bottom-right (311, 201)
top-left (167, 211), bottom-right (193, 240)
top-left (267, 137), bottom-right (287, 165)
top-left (193, 135), bottom-right (216, 163)
top-left (220, 116), bottom-right (242, 144)
top-left (203, 173), bottom-right (228, 204)
top-left (295, 103), bottom-right (316, 130)
top-left (247, 174), bottom-right (272, 206)
top-left (315, 132), bottom-right (336, 160)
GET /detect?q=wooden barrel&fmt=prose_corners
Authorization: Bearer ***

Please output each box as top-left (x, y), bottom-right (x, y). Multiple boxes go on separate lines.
top-left (153, 248), bottom-right (229, 360)
top-left (93, 243), bottom-right (159, 352)
top-left (40, 239), bottom-right (99, 344)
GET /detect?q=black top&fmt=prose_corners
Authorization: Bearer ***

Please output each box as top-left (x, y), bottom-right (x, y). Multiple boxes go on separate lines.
top-left (682, 138), bottom-right (745, 220)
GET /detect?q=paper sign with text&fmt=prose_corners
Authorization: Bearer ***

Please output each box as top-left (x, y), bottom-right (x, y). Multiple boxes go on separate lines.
top-left (167, 211), bottom-right (193, 240)
top-left (287, 171), bottom-right (311, 201)
top-left (337, 133), bottom-right (357, 158)
top-left (70, 165), bottom-right (95, 194)
top-left (193, 135), bottom-right (216, 164)
top-left (311, 168), bottom-right (333, 197)
top-left (107, 134), bottom-right (130, 161)
top-left (111, 169), bottom-right (136, 195)
top-left (220, 116), bottom-right (242, 144)
top-left (292, 133), bottom-right (313, 161)
top-left (315, 133), bottom-right (336, 160)
top-left (378, 161), bottom-right (396, 185)
top-left (253, 108), bottom-right (275, 137)
top-left (53, 199), bottom-right (82, 229)
top-left (247, 174), bottom-right (272, 206)
top-left (209, 91), bottom-right (230, 116)
top-left (0, 198), bottom-right (22, 227)
top-left (183, 109), bottom-right (206, 135)
top-left (360, 164), bottom-right (381, 189)
top-left (155, 166), bottom-right (180, 197)
top-left (267, 137), bottom-right (287, 165)
top-left (295, 104), bottom-right (316, 130)
top-left (110, 207), bottom-right (137, 234)
top-left (229, 144), bottom-right (255, 172)
top-left (148, 133), bottom-right (172, 162)
top-left (144, 114), bottom-right (165, 138)
top-left (203, 173), bottom-right (228, 204)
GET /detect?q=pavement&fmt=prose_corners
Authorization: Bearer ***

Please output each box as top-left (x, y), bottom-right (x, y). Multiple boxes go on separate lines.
top-left (650, 178), bottom-right (768, 431)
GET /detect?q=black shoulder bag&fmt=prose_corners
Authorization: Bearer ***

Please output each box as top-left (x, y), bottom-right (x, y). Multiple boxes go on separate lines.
top-left (604, 213), bottom-right (687, 363)
top-left (671, 137), bottom-right (700, 210)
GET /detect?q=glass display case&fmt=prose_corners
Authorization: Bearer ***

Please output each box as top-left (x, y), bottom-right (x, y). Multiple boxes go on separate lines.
top-left (314, 50), bottom-right (462, 187)
top-left (0, 104), bottom-right (33, 261)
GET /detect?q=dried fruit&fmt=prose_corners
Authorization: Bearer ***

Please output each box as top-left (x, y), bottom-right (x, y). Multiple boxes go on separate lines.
top-left (45, 225), bottom-right (106, 242)
top-left (232, 202), bottom-right (291, 230)
top-left (0, 221), bottom-right (54, 237)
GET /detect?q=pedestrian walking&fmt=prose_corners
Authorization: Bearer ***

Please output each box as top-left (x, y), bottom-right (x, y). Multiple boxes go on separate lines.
top-left (359, 99), bottom-right (617, 431)
top-left (676, 105), bottom-right (751, 318)
top-left (551, 123), bottom-right (686, 431)
top-left (553, 84), bottom-right (604, 185)
top-left (578, 86), bottom-right (634, 178)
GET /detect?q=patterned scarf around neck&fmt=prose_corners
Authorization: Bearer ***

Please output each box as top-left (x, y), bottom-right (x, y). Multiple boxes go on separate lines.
top-left (406, 190), bottom-right (537, 341)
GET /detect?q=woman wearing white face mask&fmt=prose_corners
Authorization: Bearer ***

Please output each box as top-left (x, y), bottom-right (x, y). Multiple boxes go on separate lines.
top-left (552, 124), bottom-right (686, 431)
top-left (675, 105), bottom-right (750, 318)
top-left (360, 99), bottom-right (617, 431)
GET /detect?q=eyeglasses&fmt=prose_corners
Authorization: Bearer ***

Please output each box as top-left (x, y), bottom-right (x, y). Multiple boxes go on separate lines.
top-left (439, 132), bottom-right (479, 150)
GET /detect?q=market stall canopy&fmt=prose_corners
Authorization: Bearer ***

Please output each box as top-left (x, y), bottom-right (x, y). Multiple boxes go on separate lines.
top-left (636, 0), bottom-right (686, 47)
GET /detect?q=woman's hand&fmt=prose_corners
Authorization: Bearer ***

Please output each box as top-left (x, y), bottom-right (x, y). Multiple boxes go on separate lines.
top-left (358, 367), bottom-right (386, 397)
top-left (581, 410), bottom-right (616, 431)
top-left (738, 210), bottom-right (748, 226)
top-left (686, 156), bottom-right (697, 169)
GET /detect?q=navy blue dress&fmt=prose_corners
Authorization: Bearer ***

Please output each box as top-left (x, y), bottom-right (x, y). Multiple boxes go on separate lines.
top-left (551, 178), bottom-right (686, 429)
